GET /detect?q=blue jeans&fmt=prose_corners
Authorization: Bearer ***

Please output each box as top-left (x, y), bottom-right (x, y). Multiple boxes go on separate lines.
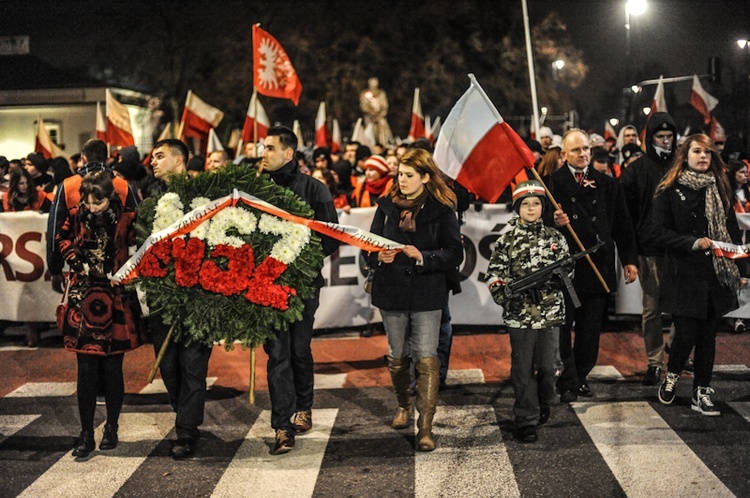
top-left (381, 309), bottom-right (441, 360)
top-left (437, 305), bottom-right (453, 383)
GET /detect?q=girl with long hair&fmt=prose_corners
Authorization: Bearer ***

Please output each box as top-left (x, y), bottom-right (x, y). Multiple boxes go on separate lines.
top-left (1, 168), bottom-right (50, 213)
top-left (653, 133), bottom-right (746, 416)
top-left (368, 148), bottom-right (462, 451)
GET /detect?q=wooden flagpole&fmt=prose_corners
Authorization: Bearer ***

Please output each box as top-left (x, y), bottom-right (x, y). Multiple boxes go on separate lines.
top-left (148, 323), bottom-right (175, 383)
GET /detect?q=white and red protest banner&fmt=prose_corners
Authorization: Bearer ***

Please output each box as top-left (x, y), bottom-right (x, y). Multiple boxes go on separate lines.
top-left (252, 24), bottom-right (302, 106)
top-left (106, 89), bottom-right (135, 147)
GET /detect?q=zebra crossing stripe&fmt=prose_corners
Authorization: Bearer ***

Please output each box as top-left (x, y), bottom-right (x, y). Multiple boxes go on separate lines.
top-left (415, 405), bottom-right (521, 498)
top-left (6, 382), bottom-right (77, 397)
top-left (445, 368), bottom-right (485, 386)
top-left (573, 401), bottom-right (736, 497)
top-left (18, 412), bottom-right (174, 498)
top-left (727, 402), bottom-right (750, 423)
top-left (138, 377), bottom-right (218, 395)
top-left (588, 365), bottom-right (626, 381)
top-left (211, 408), bottom-right (339, 498)
top-left (0, 414), bottom-right (41, 445)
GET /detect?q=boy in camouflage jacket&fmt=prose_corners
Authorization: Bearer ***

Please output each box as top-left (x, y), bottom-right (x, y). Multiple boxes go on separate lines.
top-left (486, 181), bottom-right (568, 443)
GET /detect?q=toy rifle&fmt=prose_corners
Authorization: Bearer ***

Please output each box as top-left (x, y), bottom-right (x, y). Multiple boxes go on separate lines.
top-left (505, 238), bottom-right (605, 309)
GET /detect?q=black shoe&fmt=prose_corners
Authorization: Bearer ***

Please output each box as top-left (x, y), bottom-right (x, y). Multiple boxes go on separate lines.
top-left (170, 439), bottom-right (195, 459)
top-left (642, 366), bottom-right (662, 386)
top-left (271, 429), bottom-right (295, 455)
top-left (99, 424), bottom-right (118, 450)
top-left (72, 431), bottom-right (95, 458)
top-left (733, 319), bottom-right (746, 334)
top-left (539, 406), bottom-right (551, 426)
top-left (515, 425), bottom-right (537, 443)
top-left (683, 357), bottom-right (695, 374)
top-left (577, 383), bottom-right (594, 398)
top-left (560, 390), bottom-right (578, 403)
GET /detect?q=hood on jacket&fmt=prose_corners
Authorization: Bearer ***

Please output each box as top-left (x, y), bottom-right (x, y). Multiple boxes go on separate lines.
top-left (645, 112), bottom-right (677, 164)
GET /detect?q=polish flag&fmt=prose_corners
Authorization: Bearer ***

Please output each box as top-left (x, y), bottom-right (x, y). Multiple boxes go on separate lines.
top-left (430, 116), bottom-right (442, 143)
top-left (407, 87), bottom-right (426, 141)
top-left (690, 75), bottom-right (718, 125)
top-left (425, 115), bottom-right (433, 143)
top-left (603, 121), bottom-right (617, 141)
top-left (710, 116), bottom-right (726, 143)
top-left (35, 117), bottom-right (66, 159)
top-left (240, 90), bottom-right (270, 144)
top-left (252, 24), bottom-right (303, 105)
top-left (351, 117), bottom-right (373, 147)
top-left (649, 76), bottom-right (667, 115)
top-left (433, 75), bottom-right (535, 203)
top-left (106, 89), bottom-right (135, 147)
top-left (315, 102), bottom-right (330, 147)
top-left (180, 90), bottom-right (224, 141)
top-left (207, 128), bottom-right (225, 153)
top-left (331, 118), bottom-right (341, 153)
top-left (96, 101), bottom-right (107, 142)
top-left (292, 120), bottom-right (305, 150)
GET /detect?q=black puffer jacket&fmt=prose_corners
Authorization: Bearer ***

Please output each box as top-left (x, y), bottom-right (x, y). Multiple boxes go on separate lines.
top-left (367, 195), bottom-right (463, 312)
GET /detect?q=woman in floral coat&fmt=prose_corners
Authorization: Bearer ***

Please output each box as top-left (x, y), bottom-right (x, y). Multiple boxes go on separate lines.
top-left (56, 171), bottom-right (144, 458)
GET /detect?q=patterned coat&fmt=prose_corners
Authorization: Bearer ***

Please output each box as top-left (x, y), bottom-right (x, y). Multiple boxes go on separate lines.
top-left (486, 218), bottom-right (569, 329)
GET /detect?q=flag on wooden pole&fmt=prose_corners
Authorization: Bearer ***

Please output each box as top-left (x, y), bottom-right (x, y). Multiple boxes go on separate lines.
top-left (252, 25), bottom-right (302, 105)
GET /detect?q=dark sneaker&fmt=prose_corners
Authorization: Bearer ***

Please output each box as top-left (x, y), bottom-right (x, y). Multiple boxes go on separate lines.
top-left (293, 410), bottom-right (312, 434)
top-left (271, 429), bottom-right (295, 455)
top-left (733, 319), bottom-right (746, 334)
top-left (692, 387), bottom-right (720, 416)
top-left (658, 372), bottom-right (680, 405)
top-left (642, 366), bottom-right (662, 386)
top-left (169, 439), bottom-right (195, 459)
top-left (514, 425), bottom-right (537, 443)
top-left (538, 406), bottom-right (551, 426)
top-left (577, 383), bottom-right (594, 398)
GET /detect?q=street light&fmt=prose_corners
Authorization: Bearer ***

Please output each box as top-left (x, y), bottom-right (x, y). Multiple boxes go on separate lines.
top-left (738, 39), bottom-right (748, 50)
top-left (624, 0), bottom-right (647, 124)
top-left (609, 118), bottom-right (620, 127)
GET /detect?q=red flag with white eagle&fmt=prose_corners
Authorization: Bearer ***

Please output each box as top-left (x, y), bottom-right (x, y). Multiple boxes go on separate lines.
top-left (240, 90), bottom-right (269, 144)
top-left (433, 75), bottom-right (536, 203)
top-left (315, 102), bottom-right (330, 147)
top-left (252, 25), bottom-right (302, 106)
top-left (331, 118), bottom-right (341, 153)
top-left (180, 90), bottom-right (224, 141)
top-left (407, 87), bottom-right (425, 142)
top-left (690, 75), bottom-right (718, 125)
top-left (35, 117), bottom-right (66, 159)
top-left (96, 101), bottom-right (107, 142)
top-left (106, 89), bottom-right (135, 147)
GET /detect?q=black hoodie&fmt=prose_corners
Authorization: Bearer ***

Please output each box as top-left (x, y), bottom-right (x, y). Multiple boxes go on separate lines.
top-left (619, 112), bottom-right (677, 256)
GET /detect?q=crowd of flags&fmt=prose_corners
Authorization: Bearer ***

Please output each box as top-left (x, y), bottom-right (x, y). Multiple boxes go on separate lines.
top-left (31, 24), bottom-right (733, 206)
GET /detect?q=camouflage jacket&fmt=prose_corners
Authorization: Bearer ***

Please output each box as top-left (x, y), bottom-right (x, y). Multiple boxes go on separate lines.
top-left (486, 217), bottom-right (569, 329)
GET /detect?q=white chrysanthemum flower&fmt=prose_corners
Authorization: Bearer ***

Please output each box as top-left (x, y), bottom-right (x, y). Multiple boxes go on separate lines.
top-left (190, 222), bottom-right (210, 240)
top-left (205, 207), bottom-right (257, 248)
top-left (153, 193), bottom-right (185, 233)
top-left (260, 214), bottom-right (311, 263)
top-left (190, 197), bottom-right (212, 210)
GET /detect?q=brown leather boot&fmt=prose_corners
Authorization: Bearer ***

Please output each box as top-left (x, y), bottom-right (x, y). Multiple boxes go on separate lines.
top-left (415, 356), bottom-right (440, 451)
top-left (387, 355), bottom-right (412, 429)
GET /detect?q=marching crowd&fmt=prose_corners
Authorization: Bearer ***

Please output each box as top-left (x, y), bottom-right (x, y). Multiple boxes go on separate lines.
top-left (1, 109), bottom-right (749, 454)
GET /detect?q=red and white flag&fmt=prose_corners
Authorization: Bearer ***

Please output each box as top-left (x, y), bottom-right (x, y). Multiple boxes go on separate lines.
top-left (690, 75), bottom-right (718, 125)
top-left (425, 115), bottom-right (433, 143)
top-left (603, 121), bottom-right (617, 141)
top-left (35, 117), bottom-right (66, 159)
top-left (315, 102), bottom-right (330, 147)
top-left (331, 118), bottom-right (341, 153)
top-left (433, 75), bottom-right (535, 203)
top-left (180, 90), bottom-right (224, 140)
top-left (96, 101), bottom-right (107, 142)
top-left (351, 117), bottom-right (374, 147)
top-left (710, 116), bottom-right (726, 143)
top-left (240, 90), bottom-right (270, 144)
top-left (649, 75), bottom-right (667, 115)
top-left (407, 87), bottom-right (426, 142)
top-left (292, 120), bottom-right (305, 150)
top-left (106, 89), bottom-right (135, 147)
top-left (207, 128), bottom-right (224, 154)
top-left (252, 24), bottom-right (302, 106)
top-left (430, 116), bottom-right (442, 143)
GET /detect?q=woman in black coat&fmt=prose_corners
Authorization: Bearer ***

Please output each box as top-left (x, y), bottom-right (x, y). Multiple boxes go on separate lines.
top-left (652, 133), bottom-right (746, 416)
top-left (368, 148), bottom-right (462, 451)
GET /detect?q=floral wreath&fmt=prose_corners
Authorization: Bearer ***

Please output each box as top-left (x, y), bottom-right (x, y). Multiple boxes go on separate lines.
top-left (133, 163), bottom-right (324, 349)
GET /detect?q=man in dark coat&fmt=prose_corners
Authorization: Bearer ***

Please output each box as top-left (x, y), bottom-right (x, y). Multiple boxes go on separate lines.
top-left (547, 129), bottom-right (639, 402)
top-left (260, 126), bottom-right (339, 455)
top-left (619, 112), bottom-right (677, 386)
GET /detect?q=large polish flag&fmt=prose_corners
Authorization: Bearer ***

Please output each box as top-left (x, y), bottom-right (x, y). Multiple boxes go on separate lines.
top-left (331, 118), bottom-right (341, 153)
top-left (240, 90), bottom-right (269, 144)
top-left (106, 89), bottom-right (135, 147)
top-left (315, 102), bottom-right (330, 147)
top-left (690, 75), bottom-right (718, 125)
top-left (181, 90), bottom-right (224, 140)
top-left (35, 117), bottom-right (66, 159)
top-left (96, 101), bottom-right (107, 142)
top-left (433, 74), bottom-right (535, 203)
top-left (407, 87), bottom-right (426, 142)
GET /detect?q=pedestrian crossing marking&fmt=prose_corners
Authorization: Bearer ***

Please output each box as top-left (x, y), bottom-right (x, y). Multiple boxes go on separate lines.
top-left (0, 414), bottom-right (41, 445)
top-left (573, 401), bottom-right (736, 497)
top-left (211, 408), bottom-right (338, 498)
top-left (138, 377), bottom-right (217, 395)
top-left (416, 405), bottom-right (520, 498)
top-left (727, 402), bottom-right (750, 423)
top-left (445, 368), bottom-right (485, 386)
top-left (314, 373), bottom-right (348, 389)
top-left (588, 365), bottom-right (626, 381)
top-left (18, 412), bottom-right (174, 498)
top-left (6, 382), bottom-right (77, 398)
top-left (713, 364), bottom-right (750, 373)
